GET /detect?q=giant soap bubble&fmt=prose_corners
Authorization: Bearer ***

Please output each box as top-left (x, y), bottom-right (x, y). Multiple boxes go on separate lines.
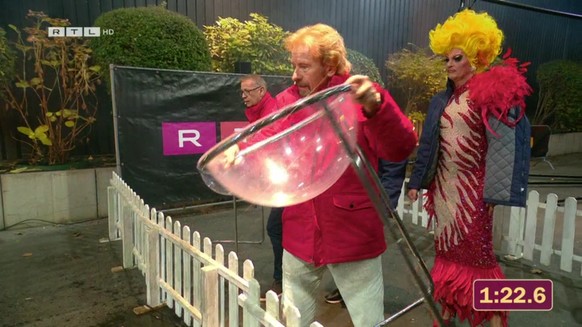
top-left (197, 85), bottom-right (358, 207)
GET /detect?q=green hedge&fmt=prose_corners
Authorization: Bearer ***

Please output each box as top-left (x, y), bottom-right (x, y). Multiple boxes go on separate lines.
top-left (536, 60), bottom-right (582, 132)
top-left (347, 48), bottom-right (384, 87)
top-left (90, 6), bottom-right (211, 82)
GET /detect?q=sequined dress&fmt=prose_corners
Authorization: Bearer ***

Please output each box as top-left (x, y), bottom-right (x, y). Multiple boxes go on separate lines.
top-left (426, 86), bottom-right (507, 327)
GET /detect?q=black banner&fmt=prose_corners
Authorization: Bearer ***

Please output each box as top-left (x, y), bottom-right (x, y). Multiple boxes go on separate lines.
top-left (112, 66), bottom-right (292, 207)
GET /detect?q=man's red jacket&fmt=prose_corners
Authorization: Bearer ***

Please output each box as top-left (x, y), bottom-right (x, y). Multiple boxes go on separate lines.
top-left (275, 74), bottom-right (417, 266)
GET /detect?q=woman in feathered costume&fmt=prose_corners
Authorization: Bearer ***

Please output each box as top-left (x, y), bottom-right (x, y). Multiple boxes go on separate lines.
top-left (407, 9), bottom-right (532, 327)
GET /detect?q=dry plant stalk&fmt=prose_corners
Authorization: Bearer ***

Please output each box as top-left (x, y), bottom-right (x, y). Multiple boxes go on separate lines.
top-left (3, 11), bottom-right (101, 165)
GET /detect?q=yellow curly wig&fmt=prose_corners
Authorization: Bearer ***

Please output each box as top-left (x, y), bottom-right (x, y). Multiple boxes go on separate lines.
top-left (429, 10), bottom-right (504, 72)
top-left (285, 23), bottom-right (351, 75)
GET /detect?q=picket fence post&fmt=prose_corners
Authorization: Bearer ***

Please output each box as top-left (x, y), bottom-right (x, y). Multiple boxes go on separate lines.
top-left (560, 197), bottom-right (577, 272)
top-left (540, 194), bottom-right (558, 266)
top-left (146, 207), bottom-right (161, 306)
top-left (523, 191), bottom-right (540, 261)
top-left (202, 265), bottom-right (219, 326)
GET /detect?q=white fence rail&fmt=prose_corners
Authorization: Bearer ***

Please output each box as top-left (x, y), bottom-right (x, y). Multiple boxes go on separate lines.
top-left (108, 172), bottom-right (322, 327)
top-left (498, 191), bottom-right (582, 274)
top-left (395, 183), bottom-right (582, 276)
top-left (108, 171), bottom-right (581, 326)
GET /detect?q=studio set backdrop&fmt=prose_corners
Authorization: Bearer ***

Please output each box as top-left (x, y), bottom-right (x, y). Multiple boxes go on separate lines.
top-left (111, 66), bottom-right (291, 207)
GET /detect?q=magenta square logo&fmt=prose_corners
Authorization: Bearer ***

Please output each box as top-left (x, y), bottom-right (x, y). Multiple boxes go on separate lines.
top-left (162, 122), bottom-right (216, 156)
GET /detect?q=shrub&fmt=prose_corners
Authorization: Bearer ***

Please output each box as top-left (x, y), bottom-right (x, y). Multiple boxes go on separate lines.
top-left (204, 13), bottom-right (292, 75)
top-left (347, 49), bottom-right (384, 87)
top-left (0, 27), bottom-right (16, 94)
top-left (90, 6), bottom-right (211, 83)
top-left (2, 11), bottom-right (101, 165)
top-left (385, 46), bottom-right (446, 114)
top-left (534, 60), bottom-right (582, 132)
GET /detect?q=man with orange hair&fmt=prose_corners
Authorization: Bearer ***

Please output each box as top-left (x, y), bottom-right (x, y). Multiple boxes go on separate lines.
top-left (275, 24), bottom-right (417, 327)
top-left (407, 10), bottom-right (531, 327)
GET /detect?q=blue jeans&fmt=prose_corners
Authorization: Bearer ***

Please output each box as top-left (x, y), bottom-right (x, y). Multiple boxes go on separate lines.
top-left (266, 207), bottom-right (284, 281)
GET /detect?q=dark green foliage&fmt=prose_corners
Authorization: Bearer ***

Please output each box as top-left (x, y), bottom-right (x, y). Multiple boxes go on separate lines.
top-left (0, 27), bottom-right (16, 94)
top-left (534, 60), bottom-right (582, 132)
top-left (89, 6), bottom-right (211, 83)
top-left (347, 48), bottom-right (384, 87)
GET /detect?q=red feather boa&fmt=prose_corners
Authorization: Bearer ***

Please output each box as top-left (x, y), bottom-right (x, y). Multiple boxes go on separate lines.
top-left (467, 49), bottom-right (532, 134)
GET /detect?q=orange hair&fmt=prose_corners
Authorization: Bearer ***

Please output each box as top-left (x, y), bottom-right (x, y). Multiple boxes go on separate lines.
top-left (285, 23), bottom-right (351, 75)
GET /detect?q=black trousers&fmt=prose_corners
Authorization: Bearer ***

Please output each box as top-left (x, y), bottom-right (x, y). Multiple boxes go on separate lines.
top-left (266, 207), bottom-right (284, 281)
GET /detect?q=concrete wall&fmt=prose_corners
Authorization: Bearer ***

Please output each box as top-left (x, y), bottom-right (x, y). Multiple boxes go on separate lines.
top-left (548, 132), bottom-right (582, 156)
top-left (0, 167), bottom-right (115, 230)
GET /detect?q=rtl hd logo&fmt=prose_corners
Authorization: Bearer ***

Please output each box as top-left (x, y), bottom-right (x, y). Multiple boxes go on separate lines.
top-left (48, 27), bottom-right (114, 37)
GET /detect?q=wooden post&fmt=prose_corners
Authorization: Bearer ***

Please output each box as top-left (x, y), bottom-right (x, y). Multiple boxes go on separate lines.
top-left (285, 306), bottom-right (301, 327)
top-left (202, 266), bottom-right (219, 327)
top-left (523, 191), bottom-right (539, 261)
top-left (121, 202), bottom-right (135, 268)
top-left (540, 194), bottom-right (558, 266)
top-left (507, 207), bottom-right (524, 256)
top-left (146, 224), bottom-right (161, 306)
top-left (183, 226), bottom-right (192, 325)
top-left (193, 231), bottom-right (202, 327)
top-left (560, 197), bottom-right (577, 272)
top-left (165, 216), bottom-right (174, 309)
top-left (174, 221), bottom-right (183, 318)
top-left (228, 252), bottom-right (239, 327)
top-left (243, 279), bottom-right (260, 327)
top-left (158, 212), bottom-right (167, 303)
top-left (107, 186), bottom-right (119, 240)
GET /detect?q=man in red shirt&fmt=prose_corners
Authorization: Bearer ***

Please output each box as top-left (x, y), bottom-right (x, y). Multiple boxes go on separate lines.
top-left (240, 74), bottom-right (277, 123)
top-left (239, 74), bottom-right (284, 299)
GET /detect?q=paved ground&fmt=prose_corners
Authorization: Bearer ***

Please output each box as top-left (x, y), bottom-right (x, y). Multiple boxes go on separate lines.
top-left (1, 153), bottom-right (581, 327)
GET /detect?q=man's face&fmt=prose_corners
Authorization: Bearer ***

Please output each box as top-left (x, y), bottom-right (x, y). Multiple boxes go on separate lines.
top-left (241, 79), bottom-right (263, 107)
top-left (291, 46), bottom-right (331, 97)
top-left (445, 48), bottom-right (474, 87)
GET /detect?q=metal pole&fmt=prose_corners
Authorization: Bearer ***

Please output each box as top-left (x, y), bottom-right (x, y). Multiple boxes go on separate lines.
top-left (233, 196), bottom-right (239, 253)
top-left (321, 101), bottom-right (444, 326)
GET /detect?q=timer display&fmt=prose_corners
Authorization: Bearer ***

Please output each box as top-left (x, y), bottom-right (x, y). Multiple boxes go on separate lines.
top-left (473, 279), bottom-right (552, 311)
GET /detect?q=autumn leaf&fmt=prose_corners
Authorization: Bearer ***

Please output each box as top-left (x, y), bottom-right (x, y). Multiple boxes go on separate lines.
top-left (17, 126), bottom-right (35, 138)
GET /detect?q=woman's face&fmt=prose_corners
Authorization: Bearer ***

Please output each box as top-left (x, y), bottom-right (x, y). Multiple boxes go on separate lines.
top-left (445, 48), bottom-right (474, 87)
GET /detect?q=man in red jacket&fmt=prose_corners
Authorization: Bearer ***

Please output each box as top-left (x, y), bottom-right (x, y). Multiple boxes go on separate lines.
top-left (240, 74), bottom-right (284, 299)
top-left (276, 24), bottom-right (417, 327)
top-left (240, 74), bottom-right (278, 123)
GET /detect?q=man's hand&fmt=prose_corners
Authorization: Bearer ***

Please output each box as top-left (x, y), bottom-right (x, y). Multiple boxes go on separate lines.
top-left (407, 189), bottom-right (419, 202)
top-left (221, 144), bottom-right (241, 168)
top-left (345, 75), bottom-right (381, 118)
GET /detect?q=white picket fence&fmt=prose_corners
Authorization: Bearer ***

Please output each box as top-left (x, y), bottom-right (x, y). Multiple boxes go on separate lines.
top-left (108, 171), bottom-right (581, 327)
top-left (496, 191), bottom-right (582, 274)
top-left (108, 172), bottom-right (322, 327)
top-left (395, 183), bottom-right (582, 276)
